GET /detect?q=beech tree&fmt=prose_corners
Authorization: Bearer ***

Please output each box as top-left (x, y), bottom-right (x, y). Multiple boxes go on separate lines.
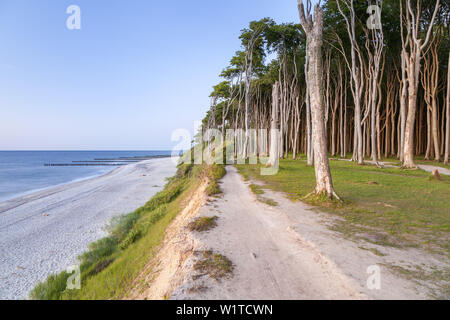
top-left (267, 81), bottom-right (280, 168)
top-left (445, 52), bottom-right (450, 165)
top-left (239, 19), bottom-right (271, 160)
top-left (400, 0), bottom-right (441, 168)
top-left (298, 0), bottom-right (339, 199)
top-left (335, 0), bottom-right (365, 165)
top-left (200, 0), bottom-right (448, 174)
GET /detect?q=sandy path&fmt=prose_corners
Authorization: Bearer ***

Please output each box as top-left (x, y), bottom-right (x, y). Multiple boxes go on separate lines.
top-left (165, 166), bottom-right (446, 300)
top-left (172, 167), bottom-right (366, 300)
top-left (417, 164), bottom-right (450, 176)
top-left (169, 167), bottom-right (368, 300)
top-left (333, 158), bottom-right (450, 176)
top-left (0, 157), bottom-right (177, 300)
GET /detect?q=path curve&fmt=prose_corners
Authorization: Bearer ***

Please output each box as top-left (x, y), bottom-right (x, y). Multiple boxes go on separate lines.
top-left (333, 158), bottom-right (450, 176)
top-left (417, 165), bottom-right (450, 176)
top-left (171, 166), bottom-right (367, 300)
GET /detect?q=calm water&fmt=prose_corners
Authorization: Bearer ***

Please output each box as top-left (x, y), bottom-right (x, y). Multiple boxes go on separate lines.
top-left (0, 151), bottom-right (171, 202)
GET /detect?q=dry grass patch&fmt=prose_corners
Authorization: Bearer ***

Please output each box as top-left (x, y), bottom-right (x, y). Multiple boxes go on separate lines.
top-left (193, 250), bottom-right (233, 281)
top-left (188, 216), bottom-right (218, 232)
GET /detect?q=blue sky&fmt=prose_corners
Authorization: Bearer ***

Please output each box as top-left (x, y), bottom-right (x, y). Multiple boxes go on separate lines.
top-left (0, 0), bottom-right (300, 150)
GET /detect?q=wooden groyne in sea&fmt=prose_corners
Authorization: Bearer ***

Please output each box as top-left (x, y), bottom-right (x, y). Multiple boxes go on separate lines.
top-left (44, 155), bottom-right (171, 167)
top-left (44, 163), bottom-right (128, 167)
top-left (71, 160), bottom-right (142, 163)
top-left (93, 155), bottom-right (171, 161)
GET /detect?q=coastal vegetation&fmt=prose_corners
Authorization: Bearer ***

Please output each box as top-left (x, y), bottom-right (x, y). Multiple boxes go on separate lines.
top-left (30, 162), bottom-right (225, 300)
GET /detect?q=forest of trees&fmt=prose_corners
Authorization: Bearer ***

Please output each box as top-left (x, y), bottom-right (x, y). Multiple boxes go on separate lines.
top-left (201, 0), bottom-right (449, 198)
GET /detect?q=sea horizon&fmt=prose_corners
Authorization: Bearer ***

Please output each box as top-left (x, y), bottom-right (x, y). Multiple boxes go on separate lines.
top-left (0, 150), bottom-right (173, 202)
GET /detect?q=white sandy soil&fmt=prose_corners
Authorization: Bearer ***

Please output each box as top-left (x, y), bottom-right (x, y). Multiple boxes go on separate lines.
top-left (134, 166), bottom-right (448, 300)
top-left (0, 157), bottom-right (177, 300)
top-left (417, 164), bottom-right (450, 176)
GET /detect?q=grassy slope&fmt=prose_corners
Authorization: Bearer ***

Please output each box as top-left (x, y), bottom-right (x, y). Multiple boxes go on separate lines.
top-left (30, 163), bottom-right (225, 300)
top-left (237, 158), bottom-right (450, 256)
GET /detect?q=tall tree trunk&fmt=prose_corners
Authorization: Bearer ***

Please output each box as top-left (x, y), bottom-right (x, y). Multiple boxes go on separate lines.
top-left (399, 52), bottom-right (408, 161)
top-left (305, 43), bottom-right (313, 166)
top-left (432, 97), bottom-right (440, 161)
top-left (445, 52), bottom-right (450, 165)
top-left (336, 0), bottom-right (365, 165)
top-left (403, 53), bottom-right (420, 168)
top-left (401, 0), bottom-right (440, 168)
top-left (298, 1), bottom-right (339, 199)
top-left (242, 61), bottom-right (252, 160)
top-left (431, 44), bottom-right (440, 162)
top-left (268, 82), bottom-right (280, 168)
top-left (425, 107), bottom-right (432, 160)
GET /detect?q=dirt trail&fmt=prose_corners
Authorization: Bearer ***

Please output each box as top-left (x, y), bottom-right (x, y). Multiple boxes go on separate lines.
top-left (333, 158), bottom-right (450, 176)
top-left (417, 164), bottom-right (450, 176)
top-left (171, 168), bottom-right (366, 300)
top-left (131, 166), bottom-right (447, 300)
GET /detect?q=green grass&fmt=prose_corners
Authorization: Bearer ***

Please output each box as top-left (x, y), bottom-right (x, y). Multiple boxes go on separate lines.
top-left (237, 158), bottom-right (450, 255)
top-left (258, 197), bottom-right (278, 207)
top-left (249, 184), bottom-right (265, 195)
top-left (383, 263), bottom-right (450, 299)
top-left (30, 162), bottom-right (226, 300)
top-left (205, 165), bottom-right (226, 196)
top-left (358, 246), bottom-right (387, 257)
top-left (248, 184), bottom-right (278, 206)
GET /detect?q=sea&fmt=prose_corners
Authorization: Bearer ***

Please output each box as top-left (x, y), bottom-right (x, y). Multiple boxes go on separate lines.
top-left (0, 151), bottom-right (172, 202)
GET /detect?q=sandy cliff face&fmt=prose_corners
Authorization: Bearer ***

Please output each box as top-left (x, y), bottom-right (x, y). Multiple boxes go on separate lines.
top-left (126, 178), bottom-right (209, 300)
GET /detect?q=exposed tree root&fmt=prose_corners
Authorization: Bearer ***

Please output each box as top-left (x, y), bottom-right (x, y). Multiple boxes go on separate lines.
top-left (374, 161), bottom-right (384, 169)
top-left (303, 190), bottom-right (343, 203)
top-left (400, 165), bottom-right (419, 170)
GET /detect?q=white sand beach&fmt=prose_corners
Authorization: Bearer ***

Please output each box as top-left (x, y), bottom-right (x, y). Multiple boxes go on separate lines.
top-left (0, 157), bottom-right (177, 300)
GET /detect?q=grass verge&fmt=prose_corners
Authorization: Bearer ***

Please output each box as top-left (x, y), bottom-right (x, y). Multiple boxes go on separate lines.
top-left (237, 158), bottom-right (450, 256)
top-left (30, 162), bottom-right (225, 300)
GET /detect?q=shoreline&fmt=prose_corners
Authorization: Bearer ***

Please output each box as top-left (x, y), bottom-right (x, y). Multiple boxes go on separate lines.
top-left (0, 157), bottom-right (177, 300)
top-left (0, 169), bottom-right (113, 204)
top-left (0, 154), bottom-right (173, 203)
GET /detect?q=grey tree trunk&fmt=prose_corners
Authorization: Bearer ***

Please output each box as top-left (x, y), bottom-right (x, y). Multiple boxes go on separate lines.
top-left (298, 1), bottom-right (338, 199)
top-left (445, 52), bottom-right (450, 165)
top-left (336, 0), bottom-right (365, 165)
top-left (305, 44), bottom-right (313, 166)
top-left (403, 49), bottom-right (422, 168)
top-left (401, 0), bottom-right (440, 168)
top-left (399, 52), bottom-right (408, 161)
top-left (268, 81), bottom-right (280, 168)
top-left (242, 59), bottom-right (252, 160)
